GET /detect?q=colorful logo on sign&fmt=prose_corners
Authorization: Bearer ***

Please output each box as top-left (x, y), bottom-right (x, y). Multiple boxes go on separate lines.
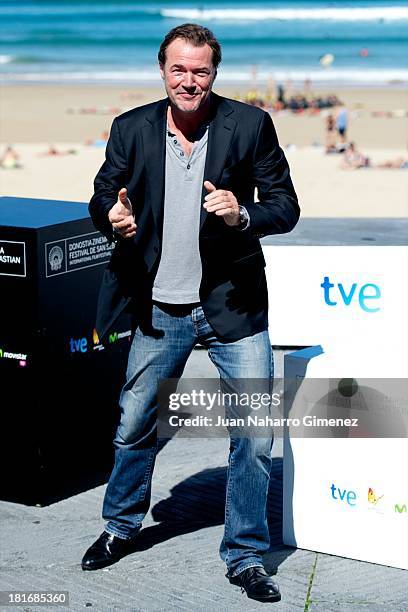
top-left (93, 329), bottom-right (100, 345)
top-left (321, 276), bottom-right (381, 312)
top-left (109, 330), bottom-right (132, 344)
top-left (329, 483), bottom-right (407, 516)
top-left (368, 487), bottom-right (383, 505)
top-left (92, 328), bottom-right (105, 352)
top-left (330, 483), bottom-right (357, 506)
top-left (70, 329), bottom-right (131, 353)
top-left (0, 346), bottom-right (28, 366)
top-left (69, 337), bottom-right (88, 353)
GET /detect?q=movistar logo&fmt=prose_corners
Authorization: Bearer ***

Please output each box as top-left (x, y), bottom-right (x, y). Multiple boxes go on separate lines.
top-left (0, 346), bottom-right (27, 363)
top-left (109, 330), bottom-right (132, 344)
top-left (394, 503), bottom-right (407, 513)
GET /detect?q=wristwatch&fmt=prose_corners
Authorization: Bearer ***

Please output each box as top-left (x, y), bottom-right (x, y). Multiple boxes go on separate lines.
top-left (237, 205), bottom-right (250, 230)
top-left (112, 226), bottom-right (122, 244)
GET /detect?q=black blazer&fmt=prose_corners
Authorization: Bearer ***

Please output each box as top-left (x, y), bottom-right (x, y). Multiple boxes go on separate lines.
top-left (89, 92), bottom-right (299, 343)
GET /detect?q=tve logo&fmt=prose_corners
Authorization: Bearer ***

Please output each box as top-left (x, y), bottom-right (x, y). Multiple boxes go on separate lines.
top-left (321, 276), bottom-right (381, 312)
top-left (69, 337), bottom-right (88, 353)
top-left (330, 483), bottom-right (357, 506)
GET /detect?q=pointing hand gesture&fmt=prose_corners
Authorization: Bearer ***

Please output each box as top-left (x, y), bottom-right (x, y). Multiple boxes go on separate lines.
top-left (108, 188), bottom-right (137, 239)
top-left (203, 181), bottom-right (240, 227)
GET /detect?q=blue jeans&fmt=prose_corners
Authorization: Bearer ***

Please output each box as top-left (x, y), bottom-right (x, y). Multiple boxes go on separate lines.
top-left (102, 303), bottom-right (273, 577)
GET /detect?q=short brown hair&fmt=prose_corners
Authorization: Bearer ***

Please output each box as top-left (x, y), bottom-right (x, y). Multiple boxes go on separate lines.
top-left (158, 23), bottom-right (222, 69)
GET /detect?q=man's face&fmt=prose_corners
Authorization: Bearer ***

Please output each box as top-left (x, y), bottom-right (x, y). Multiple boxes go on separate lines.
top-left (160, 38), bottom-right (216, 114)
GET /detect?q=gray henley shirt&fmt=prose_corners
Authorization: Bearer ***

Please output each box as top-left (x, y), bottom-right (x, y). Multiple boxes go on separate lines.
top-left (152, 123), bottom-right (208, 304)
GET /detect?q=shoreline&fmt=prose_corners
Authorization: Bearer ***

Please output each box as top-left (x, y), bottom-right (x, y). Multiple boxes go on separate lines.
top-left (0, 78), bottom-right (408, 93)
top-left (1, 79), bottom-right (408, 91)
top-left (1, 61), bottom-right (407, 90)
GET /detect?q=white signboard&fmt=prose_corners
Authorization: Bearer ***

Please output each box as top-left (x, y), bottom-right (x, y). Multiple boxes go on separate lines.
top-left (282, 350), bottom-right (407, 569)
top-left (265, 246), bottom-right (408, 377)
top-left (283, 436), bottom-right (408, 569)
top-left (272, 246), bottom-right (408, 568)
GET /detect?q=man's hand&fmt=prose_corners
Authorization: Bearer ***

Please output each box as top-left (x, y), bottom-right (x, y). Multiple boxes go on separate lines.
top-left (203, 181), bottom-right (240, 227)
top-left (108, 188), bottom-right (137, 239)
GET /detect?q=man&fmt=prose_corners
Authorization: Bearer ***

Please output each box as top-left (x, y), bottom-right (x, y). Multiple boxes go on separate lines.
top-left (82, 24), bottom-right (299, 603)
top-left (336, 105), bottom-right (348, 151)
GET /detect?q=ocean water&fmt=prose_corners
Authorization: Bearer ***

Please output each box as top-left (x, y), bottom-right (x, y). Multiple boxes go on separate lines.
top-left (0, 0), bottom-right (407, 86)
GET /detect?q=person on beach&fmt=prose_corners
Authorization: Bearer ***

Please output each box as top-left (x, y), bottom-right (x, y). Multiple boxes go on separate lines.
top-left (336, 105), bottom-right (348, 150)
top-left (37, 145), bottom-right (77, 156)
top-left (341, 142), bottom-right (370, 169)
top-left (0, 145), bottom-right (21, 169)
top-left (84, 130), bottom-right (109, 147)
top-left (376, 156), bottom-right (408, 169)
top-left (325, 113), bottom-right (336, 153)
top-left (82, 23), bottom-right (299, 603)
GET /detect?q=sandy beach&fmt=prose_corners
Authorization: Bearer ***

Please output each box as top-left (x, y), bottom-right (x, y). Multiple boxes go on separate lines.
top-left (1, 84), bottom-right (407, 217)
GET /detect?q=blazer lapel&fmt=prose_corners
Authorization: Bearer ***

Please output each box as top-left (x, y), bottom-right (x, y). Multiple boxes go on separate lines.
top-left (200, 93), bottom-right (237, 230)
top-left (139, 94), bottom-right (237, 236)
top-left (141, 98), bottom-right (168, 238)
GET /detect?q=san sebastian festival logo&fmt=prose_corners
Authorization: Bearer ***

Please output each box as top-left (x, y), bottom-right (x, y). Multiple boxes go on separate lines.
top-left (48, 245), bottom-right (64, 272)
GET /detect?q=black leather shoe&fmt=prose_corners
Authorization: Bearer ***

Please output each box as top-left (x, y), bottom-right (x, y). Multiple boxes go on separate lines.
top-left (228, 566), bottom-right (281, 602)
top-left (81, 531), bottom-right (134, 571)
